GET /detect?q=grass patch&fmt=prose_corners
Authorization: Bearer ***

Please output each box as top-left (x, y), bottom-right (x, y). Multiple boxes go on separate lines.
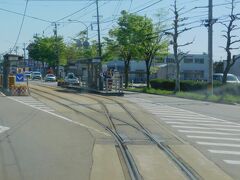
top-left (126, 87), bottom-right (240, 104)
top-left (127, 87), bottom-right (174, 95)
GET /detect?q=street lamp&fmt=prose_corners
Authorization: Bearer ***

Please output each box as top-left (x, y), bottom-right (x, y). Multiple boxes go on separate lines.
top-left (68, 19), bottom-right (89, 39)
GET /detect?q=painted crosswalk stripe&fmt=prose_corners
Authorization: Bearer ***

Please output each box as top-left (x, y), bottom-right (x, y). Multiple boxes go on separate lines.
top-left (187, 136), bottom-right (240, 141)
top-left (162, 116), bottom-right (224, 121)
top-left (172, 125), bottom-right (240, 132)
top-left (0, 126), bottom-right (10, 133)
top-left (165, 122), bottom-right (240, 127)
top-left (208, 150), bottom-right (240, 155)
top-left (178, 130), bottom-right (240, 135)
top-left (197, 142), bottom-right (240, 148)
top-left (163, 119), bottom-right (228, 123)
top-left (223, 160), bottom-right (240, 165)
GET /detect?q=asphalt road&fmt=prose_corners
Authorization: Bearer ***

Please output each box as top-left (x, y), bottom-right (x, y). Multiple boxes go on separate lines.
top-left (124, 92), bottom-right (240, 179)
top-left (0, 95), bottom-right (94, 180)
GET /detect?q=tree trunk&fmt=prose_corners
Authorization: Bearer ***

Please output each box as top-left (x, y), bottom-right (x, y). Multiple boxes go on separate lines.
top-left (145, 60), bottom-right (150, 88)
top-left (124, 60), bottom-right (130, 88)
top-left (222, 52), bottom-right (231, 84)
top-left (175, 62), bottom-right (180, 92)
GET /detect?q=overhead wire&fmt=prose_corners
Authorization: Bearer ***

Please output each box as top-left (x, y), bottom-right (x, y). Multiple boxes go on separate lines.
top-left (0, 7), bottom-right (52, 23)
top-left (10, 0), bottom-right (29, 53)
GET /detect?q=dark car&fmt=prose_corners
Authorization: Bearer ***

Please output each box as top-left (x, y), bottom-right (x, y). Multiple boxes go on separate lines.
top-left (64, 73), bottom-right (80, 85)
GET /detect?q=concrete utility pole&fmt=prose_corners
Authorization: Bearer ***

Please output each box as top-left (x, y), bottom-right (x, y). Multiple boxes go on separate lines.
top-left (208, 0), bottom-right (213, 95)
top-left (96, 0), bottom-right (101, 57)
top-left (53, 22), bottom-right (59, 78)
top-left (23, 43), bottom-right (26, 67)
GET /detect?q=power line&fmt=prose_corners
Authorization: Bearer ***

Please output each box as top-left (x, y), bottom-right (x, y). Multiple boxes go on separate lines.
top-left (0, 7), bottom-right (52, 23)
top-left (55, 1), bottom-right (95, 22)
top-left (10, 0), bottom-right (29, 54)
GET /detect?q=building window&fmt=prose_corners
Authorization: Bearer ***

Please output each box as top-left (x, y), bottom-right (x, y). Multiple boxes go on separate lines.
top-left (195, 58), bottom-right (204, 64)
top-left (183, 70), bottom-right (204, 80)
top-left (184, 58), bottom-right (193, 63)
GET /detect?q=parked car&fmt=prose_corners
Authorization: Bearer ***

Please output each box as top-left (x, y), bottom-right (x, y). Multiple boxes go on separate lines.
top-left (64, 73), bottom-right (80, 85)
top-left (45, 74), bottom-right (56, 82)
top-left (213, 73), bottom-right (240, 83)
top-left (32, 71), bottom-right (42, 80)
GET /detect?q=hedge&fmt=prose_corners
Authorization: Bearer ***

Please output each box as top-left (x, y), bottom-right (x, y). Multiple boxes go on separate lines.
top-left (150, 79), bottom-right (240, 96)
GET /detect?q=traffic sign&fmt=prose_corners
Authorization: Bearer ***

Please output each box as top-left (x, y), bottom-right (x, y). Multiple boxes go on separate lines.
top-left (16, 73), bottom-right (24, 82)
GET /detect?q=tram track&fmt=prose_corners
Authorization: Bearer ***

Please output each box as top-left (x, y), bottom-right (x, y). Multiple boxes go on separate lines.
top-left (29, 86), bottom-right (142, 180)
top-left (29, 85), bottom-right (200, 180)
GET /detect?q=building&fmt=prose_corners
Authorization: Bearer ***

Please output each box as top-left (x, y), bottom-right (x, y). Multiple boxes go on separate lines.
top-left (157, 53), bottom-right (209, 81)
top-left (106, 60), bottom-right (146, 83)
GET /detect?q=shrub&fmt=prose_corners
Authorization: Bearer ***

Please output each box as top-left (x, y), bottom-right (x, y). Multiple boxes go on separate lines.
top-left (150, 79), bottom-right (240, 96)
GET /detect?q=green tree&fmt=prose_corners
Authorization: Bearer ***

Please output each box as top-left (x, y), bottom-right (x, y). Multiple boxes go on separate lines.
top-left (107, 11), bottom-right (145, 88)
top-left (137, 16), bottom-right (168, 88)
top-left (28, 35), bottom-right (67, 74)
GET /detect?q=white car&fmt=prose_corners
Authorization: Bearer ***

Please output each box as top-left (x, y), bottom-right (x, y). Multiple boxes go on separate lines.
top-left (32, 71), bottom-right (42, 80)
top-left (213, 73), bottom-right (240, 83)
top-left (44, 74), bottom-right (56, 82)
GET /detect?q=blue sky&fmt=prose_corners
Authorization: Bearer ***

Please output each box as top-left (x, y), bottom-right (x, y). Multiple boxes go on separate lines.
top-left (0, 0), bottom-right (240, 61)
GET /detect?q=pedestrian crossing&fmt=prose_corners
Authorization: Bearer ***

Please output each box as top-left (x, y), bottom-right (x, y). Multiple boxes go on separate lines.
top-left (127, 97), bottom-right (240, 166)
top-left (9, 96), bottom-right (55, 112)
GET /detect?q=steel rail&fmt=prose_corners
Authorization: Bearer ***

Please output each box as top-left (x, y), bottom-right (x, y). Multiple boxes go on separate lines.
top-left (30, 88), bottom-right (141, 180)
top-left (30, 85), bottom-right (198, 179)
top-left (101, 96), bottom-right (200, 180)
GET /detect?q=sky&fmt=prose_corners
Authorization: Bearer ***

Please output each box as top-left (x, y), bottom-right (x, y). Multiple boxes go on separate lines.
top-left (0, 0), bottom-right (240, 61)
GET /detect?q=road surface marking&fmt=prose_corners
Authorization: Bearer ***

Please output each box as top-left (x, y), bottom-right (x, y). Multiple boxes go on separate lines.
top-left (208, 150), bottom-right (240, 155)
top-left (0, 126), bottom-right (10, 133)
top-left (187, 136), bottom-right (240, 141)
top-left (166, 122), bottom-right (240, 128)
top-left (178, 130), bottom-right (240, 135)
top-left (223, 160), bottom-right (240, 165)
top-left (0, 92), bottom-right (6, 97)
top-left (197, 142), bottom-right (240, 148)
top-left (162, 118), bottom-right (227, 123)
top-left (8, 97), bottom-right (110, 136)
top-left (172, 125), bottom-right (240, 132)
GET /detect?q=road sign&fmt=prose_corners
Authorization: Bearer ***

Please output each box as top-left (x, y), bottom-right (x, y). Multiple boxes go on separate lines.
top-left (0, 125), bottom-right (10, 134)
top-left (16, 73), bottom-right (24, 82)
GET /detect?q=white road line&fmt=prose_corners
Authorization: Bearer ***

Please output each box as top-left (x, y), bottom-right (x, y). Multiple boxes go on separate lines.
top-left (178, 130), bottom-right (240, 135)
top-left (208, 150), bottom-right (240, 155)
top-left (0, 126), bottom-right (10, 133)
top-left (197, 142), bottom-right (240, 148)
top-left (162, 116), bottom-right (222, 120)
top-left (165, 122), bottom-right (240, 127)
top-left (223, 160), bottom-right (240, 165)
top-left (8, 97), bottom-right (110, 136)
top-left (162, 119), bottom-right (227, 123)
top-left (187, 136), bottom-right (240, 141)
top-left (172, 125), bottom-right (240, 132)
top-left (0, 92), bottom-right (6, 97)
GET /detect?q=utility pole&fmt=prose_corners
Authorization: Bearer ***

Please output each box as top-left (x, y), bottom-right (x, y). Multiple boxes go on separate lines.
top-left (23, 43), bottom-right (26, 68)
top-left (53, 22), bottom-right (59, 78)
top-left (96, 0), bottom-right (103, 90)
top-left (208, 0), bottom-right (213, 95)
top-left (96, 0), bottom-right (101, 57)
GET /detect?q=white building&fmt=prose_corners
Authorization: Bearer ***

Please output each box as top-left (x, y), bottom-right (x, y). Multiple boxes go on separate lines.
top-left (157, 53), bottom-right (209, 81)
